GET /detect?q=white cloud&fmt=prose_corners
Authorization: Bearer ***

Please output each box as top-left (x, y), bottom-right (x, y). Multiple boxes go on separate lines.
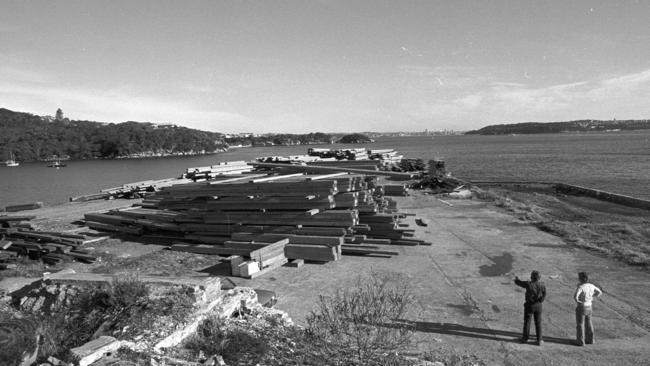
top-left (0, 82), bottom-right (247, 131)
top-left (399, 67), bottom-right (650, 126)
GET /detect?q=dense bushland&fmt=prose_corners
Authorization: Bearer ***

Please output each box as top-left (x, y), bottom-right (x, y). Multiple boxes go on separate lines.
top-left (0, 108), bottom-right (225, 161)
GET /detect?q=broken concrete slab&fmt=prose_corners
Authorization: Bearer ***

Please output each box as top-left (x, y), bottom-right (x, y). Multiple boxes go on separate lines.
top-left (70, 336), bottom-right (126, 366)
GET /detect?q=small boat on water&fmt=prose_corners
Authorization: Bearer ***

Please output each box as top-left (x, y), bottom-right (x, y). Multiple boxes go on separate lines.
top-left (5, 152), bottom-right (19, 167)
top-left (47, 160), bottom-right (67, 168)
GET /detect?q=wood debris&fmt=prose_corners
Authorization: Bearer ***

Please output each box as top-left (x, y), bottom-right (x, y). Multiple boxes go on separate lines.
top-left (0, 215), bottom-right (108, 267)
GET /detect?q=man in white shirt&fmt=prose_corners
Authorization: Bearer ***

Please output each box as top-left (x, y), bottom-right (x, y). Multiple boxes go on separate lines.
top-left (574, 272), bottom-right (603, 346)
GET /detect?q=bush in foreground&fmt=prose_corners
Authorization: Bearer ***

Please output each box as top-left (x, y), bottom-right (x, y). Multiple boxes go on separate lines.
top-left (306, 272), bottom-right (416, 365)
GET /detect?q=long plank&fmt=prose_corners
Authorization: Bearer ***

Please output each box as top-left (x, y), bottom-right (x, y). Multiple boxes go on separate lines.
top-left (170, 243), bottom-right (252, 256)
top-left (250, 162), bottom-right (418, 178)
top-left (250, 173), bottom-right (305, 183)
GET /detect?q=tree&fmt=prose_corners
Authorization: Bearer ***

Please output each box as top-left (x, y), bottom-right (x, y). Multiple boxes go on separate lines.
top-left (55, 108), bottom-right (64, 122)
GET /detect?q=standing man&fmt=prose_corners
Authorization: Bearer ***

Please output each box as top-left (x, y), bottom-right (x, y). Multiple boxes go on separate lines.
top-left (574, 272), bottom-right (602, 346)
top-left (514, 270), bottom-right (546, 345)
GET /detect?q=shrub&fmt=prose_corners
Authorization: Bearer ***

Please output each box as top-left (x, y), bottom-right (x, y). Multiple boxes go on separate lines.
top-left (37, 274), bottom-right (152, 362)
top-left (184, 315), bottom-right (271, 365)
top-left (306, 272), bottom-right (416, 365)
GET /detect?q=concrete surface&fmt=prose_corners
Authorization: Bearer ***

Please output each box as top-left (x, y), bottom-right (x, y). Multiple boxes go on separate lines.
top-left (233, 193), bottom-right (650, 366)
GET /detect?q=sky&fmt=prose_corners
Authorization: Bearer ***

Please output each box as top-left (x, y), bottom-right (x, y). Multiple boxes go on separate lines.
top-left (1, 1), bottom-right (649, 133)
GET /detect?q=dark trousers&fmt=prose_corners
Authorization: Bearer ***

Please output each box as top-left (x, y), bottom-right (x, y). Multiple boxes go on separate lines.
top-left (522, 302), bottom-right (543, 341)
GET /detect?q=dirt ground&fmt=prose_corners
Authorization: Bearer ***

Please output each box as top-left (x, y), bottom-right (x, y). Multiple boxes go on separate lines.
top-left (2, 191), bottom-right (650, 365)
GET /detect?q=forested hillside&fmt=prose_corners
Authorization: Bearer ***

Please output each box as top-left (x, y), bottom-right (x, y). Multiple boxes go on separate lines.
top-left (465, 119), bottom-right (650, 135)
top-left (224, 132), bottom-right (334, 146)
top-left (0, 108), bottom-right (226, 162)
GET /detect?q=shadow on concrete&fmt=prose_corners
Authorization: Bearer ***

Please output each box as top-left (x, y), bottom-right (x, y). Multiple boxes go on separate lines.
top-left (398, 320), bottom-right (575, 345)
top-left (198, 261), bottom-right (231, 276)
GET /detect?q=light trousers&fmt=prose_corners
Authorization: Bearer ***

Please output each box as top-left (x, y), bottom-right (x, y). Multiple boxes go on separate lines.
top-left (576, 305), bottom-right (594, 345)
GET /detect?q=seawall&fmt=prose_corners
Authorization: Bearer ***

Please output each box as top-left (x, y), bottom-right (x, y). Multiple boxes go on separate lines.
top-left (469, 180), bottom-right (650, 211)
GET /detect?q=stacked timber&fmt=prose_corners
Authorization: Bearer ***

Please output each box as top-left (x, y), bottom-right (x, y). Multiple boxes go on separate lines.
top-left (83, 170), bottom-right (429, 277)
top-left (382, 184), bottom-right (410, 196)
top-left (368, 149), bottom-right (403, 164)
top-left (306, 159), bottom-right (380, 171)
top-left (0, 215), bottom-right (107, 267)
top-left (256, 155), bottom-right (322, 164)
top-left (3, 202), bottom-right (44, 212)
top-left (307, 148), bottom-right (369, 160)
top-left (184, 161), bottom-right (253, 181)
top-left (70, 177), bottom-right (192, 202)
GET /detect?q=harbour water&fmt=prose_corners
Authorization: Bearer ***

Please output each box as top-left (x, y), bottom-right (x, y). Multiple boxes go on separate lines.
top-left (0, 130), bottom-right (648, 207)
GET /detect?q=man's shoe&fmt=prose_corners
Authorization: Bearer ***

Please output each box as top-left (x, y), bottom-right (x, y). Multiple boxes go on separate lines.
top-left (574, 340), bottom-right (585, 346)
top-left (536, 340), bottom-right (544, 346)
top-left (518, 338), bottom-right (528, 344)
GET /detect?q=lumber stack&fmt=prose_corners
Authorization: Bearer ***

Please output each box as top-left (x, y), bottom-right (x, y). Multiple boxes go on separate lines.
top-left (382, 184), bottom-right (410, 196)
top-left (184, 161), bottom-right (253, 181)
top-left (307, 159), bottom-right (380, 171)
top-left (70, 177), bottom-right (192, 202)
top-left (0, 215), bottom-right (107, 267)
top-left (368, 149), bottom-right (403, 164)
top-left (3, 202), bottom-right (44, 212)
top-left (83, 168), bottom-right (430, 277)
top-left (306, 148), bottom-right (370, 160)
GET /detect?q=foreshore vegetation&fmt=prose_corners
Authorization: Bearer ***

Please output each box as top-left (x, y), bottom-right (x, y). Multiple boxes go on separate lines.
top-left (0, 108), bottom-right (226, 161)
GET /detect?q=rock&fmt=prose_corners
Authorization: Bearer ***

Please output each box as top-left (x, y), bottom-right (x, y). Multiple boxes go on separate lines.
top-left (70, 336), bottom-right (125, 366)
top-left (202, 355), bottom-right (227, 366)
top-left (154, 287), bottom-right (257, 352)
top-left (47, 356), bottom-right (65, 365)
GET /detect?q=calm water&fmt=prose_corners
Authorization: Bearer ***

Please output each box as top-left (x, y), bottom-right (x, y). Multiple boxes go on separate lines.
top-left (1, 130), bottom-right (648, 207)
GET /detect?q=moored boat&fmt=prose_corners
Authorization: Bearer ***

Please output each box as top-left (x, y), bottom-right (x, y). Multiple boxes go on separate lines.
top-left (47, 160), bottom-right (67, 168)
top-left (5, 152), bottom-right (19, 167)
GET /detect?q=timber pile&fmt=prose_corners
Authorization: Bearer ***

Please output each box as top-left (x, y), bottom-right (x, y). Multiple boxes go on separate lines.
top-left (382, 184), bottom-right (410, 196)
top-left (2, 202), bottom-right (44, 212)
top-left (256, 155), bottom-right (323, 163)
top-left (83, 171), bottom-right (430, 278)
top-left (368, 149), bottom-right (403, 164)
top-left (307, 148), bottom-right (370, 160)
top-left (70, 177), bottom-right (192, 202)
top-left (184, 161), bottom-right (253, 181)
top-left (306, 159), bottom-right (380, 171)
top-left (0, 215), bottom-right (107, 267)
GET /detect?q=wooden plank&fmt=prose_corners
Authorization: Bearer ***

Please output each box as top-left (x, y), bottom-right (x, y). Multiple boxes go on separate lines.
top-left (250, 173), bottom-right (305, 183)
top-left (284, 244), bottom-right (338, 261)
top-left (287, 259), bottom-right (304, 268)
top-left (170, 243), bottom-right (252, 256)
top-left (209, 174), bottom-right (268, 184)
top-left (238, 261), bottom-right (260, 277)
top-left (85, 221), bottom-right (143, 235)
top-left (4, 202), bottom-right (44, 212)
top-left (306, 173), bottom-right (350, 180)
top-left (260, 252), bottom-right (287, 268)
top-left (0, 215), bottom-right (36, 223)
top-left (250, 162), bottom-right (418, 178)
top-left (231, 233), bottom-right (342, 246)
top-left (341, 247), bottom-right (399, 256)
top-left (244, 257), bottom-right (288, 279)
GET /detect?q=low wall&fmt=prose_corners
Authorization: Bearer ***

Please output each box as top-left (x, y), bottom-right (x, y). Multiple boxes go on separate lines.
top-left (469, 180), bottom-right (650, 211)
top-left (554, 183), bottom-right (650, 211)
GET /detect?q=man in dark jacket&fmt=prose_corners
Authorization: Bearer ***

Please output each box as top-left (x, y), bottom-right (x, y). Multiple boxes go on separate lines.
top-left (514, 270), bottom-right (546, 345)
